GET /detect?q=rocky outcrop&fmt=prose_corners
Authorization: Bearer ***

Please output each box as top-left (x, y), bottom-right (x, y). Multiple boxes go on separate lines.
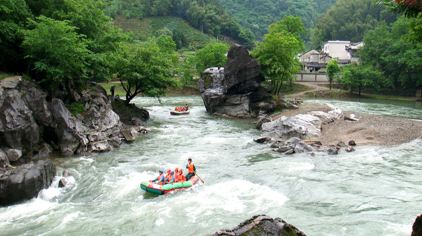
top-left (0, 77), bottom-right (149, 205)
top-left (412, 215), bottom-right (422, 236)
top-left (0, 76), bottom-right (148, 159)
top-left (111, 97), bottom-right (149, 126)
top-left (256, 106), bottom-right (343, 155)
top-left (0, 160), bottom-right (55, 205)
top-left (212, 215), bottom-right (307, 236)
top-left (199, 45), bottom-right (275, 118)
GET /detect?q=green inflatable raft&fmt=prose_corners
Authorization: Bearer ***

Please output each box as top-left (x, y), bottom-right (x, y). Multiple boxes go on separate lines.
top-left (140, 176), bottom-right (199, 195)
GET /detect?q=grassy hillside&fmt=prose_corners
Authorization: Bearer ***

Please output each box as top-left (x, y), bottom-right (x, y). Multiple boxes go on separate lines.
top-left (114, 16), bottom-right (213, 49)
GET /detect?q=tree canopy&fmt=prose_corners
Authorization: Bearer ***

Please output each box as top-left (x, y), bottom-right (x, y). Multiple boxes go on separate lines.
top-left (116, 36), bottom-right (177, 104)
top-left (218, 0), bottom-right (336, 39)
top-left (194, 42), bottom-right (229, 74)
top-left (312, 0), bottom-right (397, 47)
top-left (253, 16), bottom-right (304, 95)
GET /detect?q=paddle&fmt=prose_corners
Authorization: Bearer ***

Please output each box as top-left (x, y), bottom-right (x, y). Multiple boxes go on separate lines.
top-left (195, 173), bottom-right (205, 184)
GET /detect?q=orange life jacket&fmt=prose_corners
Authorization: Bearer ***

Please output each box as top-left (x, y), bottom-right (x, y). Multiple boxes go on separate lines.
top-left (165, 173), bottom-right (173, 183)
top-left (187, 163), bottom-right (195, 173)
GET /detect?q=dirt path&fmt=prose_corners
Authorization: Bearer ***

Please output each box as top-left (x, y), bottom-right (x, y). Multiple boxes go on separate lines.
top-left (288, 82), bottom-right (330, 98)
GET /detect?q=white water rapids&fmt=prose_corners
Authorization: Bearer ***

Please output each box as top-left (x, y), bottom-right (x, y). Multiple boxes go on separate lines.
top-left (0, 97), bottom-right (421, 236)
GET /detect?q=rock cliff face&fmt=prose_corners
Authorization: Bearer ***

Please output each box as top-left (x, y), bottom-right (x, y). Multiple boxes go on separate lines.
top-left (199, 45), bottom-right (275, 118)
top-left (0, 76), bottom-right (149, 205)
top-left (212, 215), bottom-right (307, 236)
top-left (0, 160), bottom-right (55, 205)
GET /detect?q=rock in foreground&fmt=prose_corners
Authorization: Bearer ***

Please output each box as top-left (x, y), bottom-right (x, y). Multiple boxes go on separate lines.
top-left (0, 160), bottom-right (55, 205)
top-left (199, 45), bottom-right (275, 118)
top-left (412, 215), bottom-right (422, 236)
top-left (212, 215), bottom-right (307, 236)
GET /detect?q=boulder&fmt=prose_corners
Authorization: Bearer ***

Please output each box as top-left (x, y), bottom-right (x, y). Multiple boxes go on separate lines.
top-left (254, 137), bottom-right (272, 144)
top-left (5, 149), bottom-right (22, 162)
top-left (0, 160), bottom-right (55, 205)
top-left (111, 97), bottom-right (149, 125)
top-left (256, 116), bottom-right (272, 130)
top-left (412, 215), bottom-right (422, 236)
top-left (0, 149), bottom-right (9, 168)
top-left (50, 99), bottom-right (85, 156)
top-left (199, 45), bottom-right (275, 118)
top-left (212, 215), bottom-right (307, 236)
top-left (262, 109), bottom-right (343, 140)
top-left (121, 127), bottom-right (139, 142)
top-left (262, 114), bottom-right (322, 140)
top-left (0, 83), bottom-right (41, 153)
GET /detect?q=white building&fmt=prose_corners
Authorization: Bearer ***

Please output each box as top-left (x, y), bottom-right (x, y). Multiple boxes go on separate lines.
top-left (323, 41), bottom-right (351, 64)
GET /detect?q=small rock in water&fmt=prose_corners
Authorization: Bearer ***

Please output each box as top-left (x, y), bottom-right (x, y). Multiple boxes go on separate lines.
top-left (348, 140), bottom-right (357, 146)
top-left (336, 141), bottom-right (347, 147)
top-left (327, 145), bottom-right (340, 155)
top-left (254, 137), bottom-right (272, 144)
top-left (346, 146), bottom-right (355, 152)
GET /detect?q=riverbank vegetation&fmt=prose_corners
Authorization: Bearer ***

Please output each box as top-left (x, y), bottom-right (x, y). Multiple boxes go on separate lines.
top-left (1, 0), bottom-right (420, 102)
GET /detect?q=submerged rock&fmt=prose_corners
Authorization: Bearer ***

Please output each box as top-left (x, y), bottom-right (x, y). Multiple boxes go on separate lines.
top-left (199, 45), bottom-right (275, 118)
top-left (0, 160), bottom-right (55, 205)
top-left (212, 215), bottom-right (307, 236)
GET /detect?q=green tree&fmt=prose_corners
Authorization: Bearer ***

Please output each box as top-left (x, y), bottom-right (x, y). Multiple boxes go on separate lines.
top-left (194, 41), bottom-right (229, 73)
top-left (116, 39), bottom-right (176, 104)
top-left (0, 0), bottom-right (33, 72)
top-left (326, 59), bottom-right (340, 90)
top-left (312, 0), bottom-right (396, 48)
top-left (340, 64), bottom-right (383, 96)
top-left (252, 16), bottom-right (304, 95)
top-left (22, 16), bottom-right (90, 95)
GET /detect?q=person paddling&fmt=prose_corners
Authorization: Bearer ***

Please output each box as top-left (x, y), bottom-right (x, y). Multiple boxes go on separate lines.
top-left (185, 158), bottom-right (196, 181)
top-left (152, 169), bottom-right (165, 185)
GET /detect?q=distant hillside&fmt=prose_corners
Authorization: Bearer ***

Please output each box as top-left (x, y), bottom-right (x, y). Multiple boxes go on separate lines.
top-left (107, 0), bottom-right (254, 46)
top-left (312, 0), bottom-right (397, 47)
top-left (114, 16), bottom-right (212, 49)
top-left (218, 0), bottom-right (337, 38)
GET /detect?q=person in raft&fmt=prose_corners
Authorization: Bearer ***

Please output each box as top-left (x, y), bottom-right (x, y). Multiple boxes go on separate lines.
top-left (175, 168), bottom-right (186, 182)
top-left (175, 105), bottom-right (189, 112)
top-left (152, 169), bottom-right (166, 185)
top-left (164, 169), bottom-right (175, 184)
top-left (185, 158), bottom-right (196, 180)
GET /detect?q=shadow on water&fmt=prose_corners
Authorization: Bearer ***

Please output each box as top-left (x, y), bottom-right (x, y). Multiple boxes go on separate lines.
top-left (142, 191), bottom-right (160, 199)
top-left (245, 153), bottom-right (281, 165)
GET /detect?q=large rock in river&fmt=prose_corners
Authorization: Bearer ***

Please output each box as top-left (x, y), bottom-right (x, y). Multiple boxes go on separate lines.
top-left (212, 215), bottom-right (307, 236)
top-left (412, 214), bottom-right (422, 236)
top-left (199, 45), bottom-right (275, 118)
top-left (0, 160), bottom-right (55, 205)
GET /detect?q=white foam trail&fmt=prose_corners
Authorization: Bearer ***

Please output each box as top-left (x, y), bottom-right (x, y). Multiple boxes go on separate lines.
top-left (0, 198), bottom-right (58, 224)
top-left (182, 179), bottom-right (288, 223)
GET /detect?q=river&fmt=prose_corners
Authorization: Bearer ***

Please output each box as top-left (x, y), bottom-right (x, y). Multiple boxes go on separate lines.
top-left (0, 97), bottom-right (421, 236)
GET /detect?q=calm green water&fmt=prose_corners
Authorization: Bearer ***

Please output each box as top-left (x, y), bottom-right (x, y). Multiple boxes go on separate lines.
top-left (0, 97), bottom-right (421, 236)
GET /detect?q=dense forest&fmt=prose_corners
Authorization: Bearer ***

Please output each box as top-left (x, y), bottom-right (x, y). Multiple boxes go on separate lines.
top-left (218, 0), bottom-right (337, 39)
top-left (312, 0), bottom-right (397, 47)
top-left (105, 0), bottom-right (254, 47)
